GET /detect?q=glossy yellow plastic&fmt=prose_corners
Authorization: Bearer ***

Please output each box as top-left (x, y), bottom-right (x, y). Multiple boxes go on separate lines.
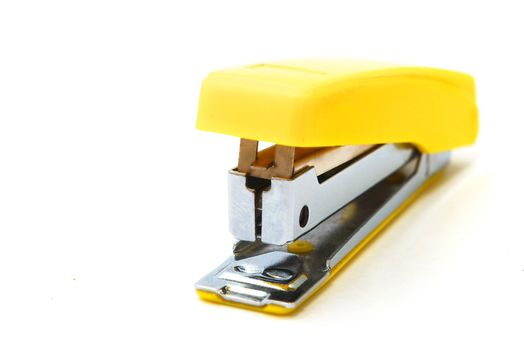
top-left (196, 59), bottom-right (478, 153)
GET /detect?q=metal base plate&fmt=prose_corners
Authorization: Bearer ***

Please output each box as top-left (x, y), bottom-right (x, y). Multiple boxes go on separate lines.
top-left (195, 151), bottom-right (450, 313)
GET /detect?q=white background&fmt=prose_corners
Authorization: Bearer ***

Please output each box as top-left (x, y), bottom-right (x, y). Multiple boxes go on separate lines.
top-left (1, 1), bottom-right (523, 349)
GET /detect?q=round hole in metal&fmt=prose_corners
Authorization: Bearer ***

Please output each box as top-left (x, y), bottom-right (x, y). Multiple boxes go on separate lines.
top-left (299, 205), bottom-right (309, 228)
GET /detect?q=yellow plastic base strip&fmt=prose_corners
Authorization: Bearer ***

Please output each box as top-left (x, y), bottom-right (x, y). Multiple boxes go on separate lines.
top-left (196, 290), bottom-right (296, 315)
top-left (196, 170), bottom-right (445, 315)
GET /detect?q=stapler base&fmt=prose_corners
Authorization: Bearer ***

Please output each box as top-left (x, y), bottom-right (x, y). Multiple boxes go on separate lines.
top-left (195, 151), bottom-right (449, 314)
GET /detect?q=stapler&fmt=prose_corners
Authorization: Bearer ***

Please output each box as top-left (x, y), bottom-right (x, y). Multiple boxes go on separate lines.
top-left (194, 59), bottom-right (478, 314)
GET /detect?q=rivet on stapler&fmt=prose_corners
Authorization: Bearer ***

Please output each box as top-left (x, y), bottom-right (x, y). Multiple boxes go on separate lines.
top-left (194, 59), bottom-right (478, 314)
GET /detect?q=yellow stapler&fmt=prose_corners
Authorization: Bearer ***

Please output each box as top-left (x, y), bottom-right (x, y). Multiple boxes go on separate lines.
top-left (194, 59), bottom-right (478, 314)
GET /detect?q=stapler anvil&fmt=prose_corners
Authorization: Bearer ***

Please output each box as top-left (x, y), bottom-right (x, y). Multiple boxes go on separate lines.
top-left (194, 59), bottom-right (478, 314)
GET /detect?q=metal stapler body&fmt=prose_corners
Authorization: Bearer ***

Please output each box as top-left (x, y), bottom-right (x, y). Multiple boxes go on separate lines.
top-left (194, 59), bottom-right (478, 314)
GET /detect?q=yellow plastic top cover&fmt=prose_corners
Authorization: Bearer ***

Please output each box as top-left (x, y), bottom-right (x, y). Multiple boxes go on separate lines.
top-left (196, 59), bottom-right (478, 153)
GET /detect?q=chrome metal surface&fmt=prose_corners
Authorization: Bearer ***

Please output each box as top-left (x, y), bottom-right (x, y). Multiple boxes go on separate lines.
top-left (229, 143), bottom-right (415, 244)
top-left (262, 144), bottom-right (414, 244)
top-left (196, 150), bottom-right (450, 310)
top-left (228, 174), bottom-right (256, 241)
